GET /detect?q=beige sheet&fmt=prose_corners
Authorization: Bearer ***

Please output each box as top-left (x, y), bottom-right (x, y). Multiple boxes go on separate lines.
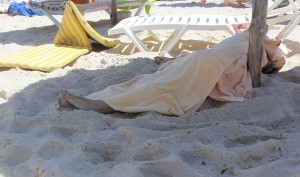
top-left (209, 32), bottom-right (289, 102)
top-left (86, 32), bottom-right (250, 116)
top-left (209, 31), bottom-right (252, 102)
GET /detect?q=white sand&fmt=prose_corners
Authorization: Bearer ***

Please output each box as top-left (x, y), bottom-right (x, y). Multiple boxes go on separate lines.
top-left (0, 1), bottom-right (300, 176)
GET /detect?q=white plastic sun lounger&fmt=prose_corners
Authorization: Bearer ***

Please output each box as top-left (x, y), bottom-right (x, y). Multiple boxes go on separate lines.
top-left (108, 0), bottom-right (300, 52)
top-left (246, 0), bottom-right (300, 42)
top-left (27, 0), bottom-right (155, 27)
top-left (108, 15), bottom-right (252, 52)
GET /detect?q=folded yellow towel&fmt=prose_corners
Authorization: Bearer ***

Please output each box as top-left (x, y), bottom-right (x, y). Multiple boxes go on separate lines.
top-left (0, 1), bottom-right (119, 72)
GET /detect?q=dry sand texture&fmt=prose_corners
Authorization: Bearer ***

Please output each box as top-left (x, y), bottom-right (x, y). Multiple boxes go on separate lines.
top-left (0, 0), bottom-right (300, 177)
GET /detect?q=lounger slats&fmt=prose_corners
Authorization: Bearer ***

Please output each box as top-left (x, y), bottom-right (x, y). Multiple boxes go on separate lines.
top-left (141, 16), bottom-right (157, 26)
top-left (189, 16), bottom-right (199, 25)
top-left (152, 16), bottom-right (164, 25)
top-left (179, 16), bottom-right (190, 24)
top-left (226, 16), bottom-right (237, 25)
top-left (126, 17), bottom-right (141, 26)
top-left (199, 16), bottom-right (209, 25)
top-left (170, 16), bottom-right (181, 24)
top-left (133, 17), bottom-right (149, 26)
top-left (117, 16), bottom-right (136, 27)
top-left (208, 16), bottom-right (218, 25)
top-left (235, 16), bottom-right (246, 24)
top-left (108, 0), bottom-right (300, 52)
top-left (217, 16), bottom-right (226, 25)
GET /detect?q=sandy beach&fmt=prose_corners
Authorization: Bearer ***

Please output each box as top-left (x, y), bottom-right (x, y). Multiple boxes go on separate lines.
top-left (0, 0), bottom-right (300, 176)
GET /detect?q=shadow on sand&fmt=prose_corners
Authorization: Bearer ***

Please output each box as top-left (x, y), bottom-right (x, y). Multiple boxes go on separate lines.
top-left (0, 56), bottom-right (159, 118)
top-left (158, 2), bottom-right (224, 8)
top-left (0, 19), bottom-right (113, 46)
top-left (158, 1), bottom-right (246, 9)
top-left (107, 37), bottom-right (217, 57)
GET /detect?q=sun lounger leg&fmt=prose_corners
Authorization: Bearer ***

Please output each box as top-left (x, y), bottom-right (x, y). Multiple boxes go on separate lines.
top-left (226, 25), bottom-right (237, 36)
top-left (161, 27), bottom-right (187, 51)
top-left (124, 28), bottom-right (149, 52)
top-left (147, 30), bottom-right (160, 42)
top-left (42, 9), bottom-right (61, 27)
top-left (276, 13), bottom-right (300, 42)
top-left (134, 2), bottom-right (146, 16)
top-left (268, 0), bottom-right (281, 11)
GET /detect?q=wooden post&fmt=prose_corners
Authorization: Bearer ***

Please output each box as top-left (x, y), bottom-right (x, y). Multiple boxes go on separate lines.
top-left (247, 0), bottom-right (268, 87)
top-left (111, 0), bottom-right (117, 25)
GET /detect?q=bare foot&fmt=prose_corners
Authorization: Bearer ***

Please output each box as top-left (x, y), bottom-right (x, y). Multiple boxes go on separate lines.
top-left (58, 91), bottom-right (76, 108)
top-left (154, 56), bottom-right (175, 65)
top-left (57, 90), bottom-right (115, 113)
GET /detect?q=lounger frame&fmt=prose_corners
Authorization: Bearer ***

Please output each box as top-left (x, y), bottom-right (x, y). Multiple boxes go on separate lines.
top-left (28, 0), bottom-right (154, 27)
top-left (108, 0), bottom-right (300, 52)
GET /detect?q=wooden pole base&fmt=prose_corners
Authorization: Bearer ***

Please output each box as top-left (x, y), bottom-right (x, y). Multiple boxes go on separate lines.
top-left (247, 0), bottom-right (268, 87)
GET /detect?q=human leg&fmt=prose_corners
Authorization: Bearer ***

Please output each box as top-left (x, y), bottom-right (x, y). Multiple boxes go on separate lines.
top-left (58, 91), bottom-right (115, 113)
top-left (153, 56), bottom-right (175, 65)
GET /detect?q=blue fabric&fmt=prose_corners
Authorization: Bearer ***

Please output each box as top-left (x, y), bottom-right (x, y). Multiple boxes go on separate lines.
top-left (7, 1), bottom-right (43, 16)
top-left (31, 8), bottom-right (44, 15)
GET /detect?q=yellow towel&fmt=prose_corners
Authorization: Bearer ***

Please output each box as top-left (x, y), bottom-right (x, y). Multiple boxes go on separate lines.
top-left (85, 33), bottom-right (250, 116)
top-left (0, 1), bottom-right (119, 72)
top-left (68, 1), bottom-right (120, 48)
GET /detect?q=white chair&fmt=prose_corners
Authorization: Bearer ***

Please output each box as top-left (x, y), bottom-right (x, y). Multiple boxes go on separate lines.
top-left (108, 0), bottom-right (300, 52)
top-left (223, 0), bottom-right (249, 6)
top-left (27, 0), bottom-right (155, 27)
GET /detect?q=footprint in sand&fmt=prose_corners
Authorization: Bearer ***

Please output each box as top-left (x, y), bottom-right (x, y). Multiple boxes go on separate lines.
top-left (0, 90), bottom-right (7, 100)
top-left (223, 134), bottom-right (282, 148)
top-left (139, 160), bottom-right (198, 177)
top-left (36, 140), bottom-right (67, 160)
top-left (0, 145), bottom-right (34, 166)
top-left (82, 141), bottom-right (122, 165)
top-left (133, 141), bottom-right (167, 161)
top-left (52, 126), bottom-right (76, 139)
